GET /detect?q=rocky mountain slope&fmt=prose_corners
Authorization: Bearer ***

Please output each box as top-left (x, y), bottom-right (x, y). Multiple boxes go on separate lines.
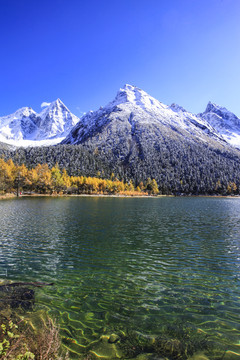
top-left (0, 99), bottom-right (79, 146)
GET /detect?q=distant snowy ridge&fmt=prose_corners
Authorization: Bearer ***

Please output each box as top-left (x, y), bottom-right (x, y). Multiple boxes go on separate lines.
top-left (200, 102), bottom-right (240, 147)
top-left (0, 99), bottom-right (79, 147)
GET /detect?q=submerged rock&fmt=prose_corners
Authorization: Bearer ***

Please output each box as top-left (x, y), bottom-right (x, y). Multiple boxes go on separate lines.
top-left (0, 281), bottom-right (53, 311)
top-left (0, 285), bottom-right (35, 310)
top-left (9, 287), bottom-right (34, 310)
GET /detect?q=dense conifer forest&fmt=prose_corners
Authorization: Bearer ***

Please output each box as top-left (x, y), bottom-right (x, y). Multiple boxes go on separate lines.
top-left (1, 141), bottom-right (240, 195)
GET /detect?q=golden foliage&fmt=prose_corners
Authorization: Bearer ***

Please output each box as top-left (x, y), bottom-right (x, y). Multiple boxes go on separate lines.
top-left (0, 158), bottom-right (159, 196)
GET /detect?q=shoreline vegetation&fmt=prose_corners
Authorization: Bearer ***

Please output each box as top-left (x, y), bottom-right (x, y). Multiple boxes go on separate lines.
top-left (0, 192), bottom-right (167, 200)
top-left (1, 193), bottom-right (240, 201)
top-left (1, 158), bottom-right (240, 198)
top-left (0, 158), bottom-right (159, 198)
top-left (0, 280), bottom-right (69, 359)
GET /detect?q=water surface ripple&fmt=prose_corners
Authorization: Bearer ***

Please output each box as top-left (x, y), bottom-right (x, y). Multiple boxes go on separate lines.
top-left (1, 197), bottom-right (240, 357)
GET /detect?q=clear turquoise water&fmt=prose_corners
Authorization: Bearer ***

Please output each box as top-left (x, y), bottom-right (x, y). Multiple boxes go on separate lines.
top-left (0, 197), bottom-right (240, 359)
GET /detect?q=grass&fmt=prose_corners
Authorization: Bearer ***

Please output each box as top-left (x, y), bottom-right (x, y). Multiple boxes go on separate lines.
top-left (0, 315), bottom-right (69, 360)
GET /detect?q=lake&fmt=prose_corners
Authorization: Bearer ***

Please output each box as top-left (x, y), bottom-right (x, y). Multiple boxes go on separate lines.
top-left (0, 196), bottom-right (240, 359)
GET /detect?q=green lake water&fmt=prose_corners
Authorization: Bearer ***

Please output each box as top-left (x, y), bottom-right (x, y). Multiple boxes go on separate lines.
top-left (0, 196), bottom-right (240, 359)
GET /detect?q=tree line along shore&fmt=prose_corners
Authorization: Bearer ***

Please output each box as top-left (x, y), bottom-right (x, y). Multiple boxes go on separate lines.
top-left (0, 158), bottom-right (159, 196)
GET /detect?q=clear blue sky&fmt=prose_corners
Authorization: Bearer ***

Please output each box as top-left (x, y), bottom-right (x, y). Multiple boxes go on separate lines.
top-left (0, 0), bottom-right (240, 117)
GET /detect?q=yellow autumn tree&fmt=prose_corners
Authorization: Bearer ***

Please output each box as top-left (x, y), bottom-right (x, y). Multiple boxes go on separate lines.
top-left (62, 169), bottom-right (71, 189)
top-left (0, 158), bottom-right (16, 192)
top-left (51, 164), bottom-right (64, 193)
top-left (34, 164), bottom-right (52, 193)
top-left (145, 178), bottom-right (159, 195)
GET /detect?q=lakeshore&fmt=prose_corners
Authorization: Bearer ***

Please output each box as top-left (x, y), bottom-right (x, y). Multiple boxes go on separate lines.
top-left (1, 192), bottom-right (239, 200)
top-left (0, 192), bottom-right (170, 200)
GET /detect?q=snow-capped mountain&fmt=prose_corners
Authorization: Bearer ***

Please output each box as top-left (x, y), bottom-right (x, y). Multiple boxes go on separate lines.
top-left (36, 99), bottom-right (79, 140)
top-left (0, 99), bottom-right (79, 147)
top-left (1, 85), bottom-right (240, 153)
top-left (62, 84), bottom-right (226, 155)
top-left (200, 102), bottom-right (240, 148)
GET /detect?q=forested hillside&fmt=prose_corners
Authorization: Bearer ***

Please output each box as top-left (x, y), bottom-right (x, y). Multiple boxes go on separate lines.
top-left (0, 141), bottom-right (240, 195)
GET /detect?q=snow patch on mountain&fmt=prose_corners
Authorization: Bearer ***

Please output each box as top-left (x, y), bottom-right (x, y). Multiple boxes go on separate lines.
top-left (0, 134), bottom-right (64, 148)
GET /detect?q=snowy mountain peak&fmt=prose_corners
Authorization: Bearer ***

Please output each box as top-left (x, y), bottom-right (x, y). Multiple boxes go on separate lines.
top-left (50, 98), bottom-right (65, 108)
top-left (0, 99), bottom-right (80, 146)
top-left (107, 84), bottom-right (165, 113)
top-left (201, 101), bottom-right (240, 148)
top-left (39, 98), bottom-right (68, 118)
top-left (35, 99), bottom-right (79, 140)
top-left (108, 84), bottom-right (142, 106)
top-left (205, 101), bottom-right (219, 113)
top-left (203, 101), bottom-right (239, 122)
top-left (204, 101), bottom-right (229, 115)
top-left (10, 106), bottom-right (36, 118)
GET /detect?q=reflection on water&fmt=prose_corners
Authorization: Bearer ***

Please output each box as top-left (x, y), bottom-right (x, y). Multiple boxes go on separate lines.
top-left (1, 197), bottom-right (240, 358)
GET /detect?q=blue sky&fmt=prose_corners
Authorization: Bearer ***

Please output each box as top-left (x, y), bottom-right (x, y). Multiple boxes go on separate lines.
top-left (0, 0), bottom-right (240, 117)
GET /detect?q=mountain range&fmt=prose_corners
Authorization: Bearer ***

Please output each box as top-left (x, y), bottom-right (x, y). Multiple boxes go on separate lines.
top-left (1, 84), bottom-right (240, 151)
top-left (1, 84), bottom-right (240, 195)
